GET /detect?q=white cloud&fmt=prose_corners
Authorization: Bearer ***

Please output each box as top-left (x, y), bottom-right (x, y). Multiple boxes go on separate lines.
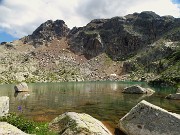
top-left (127, 0), bottom-right (180, 17)
top-left (0, 0), bottom-right (179, 38)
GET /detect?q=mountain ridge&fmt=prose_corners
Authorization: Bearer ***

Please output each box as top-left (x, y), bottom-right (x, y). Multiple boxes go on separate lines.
top-left (0, 11), bottom-right (179, 86)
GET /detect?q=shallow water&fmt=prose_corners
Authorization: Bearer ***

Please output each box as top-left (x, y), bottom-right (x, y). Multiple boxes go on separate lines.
top-left (0, 81), bottom-right (179, 133)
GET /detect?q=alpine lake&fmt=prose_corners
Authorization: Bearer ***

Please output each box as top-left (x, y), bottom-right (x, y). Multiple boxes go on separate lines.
top-left (0, 81), bottom-right (179, 134)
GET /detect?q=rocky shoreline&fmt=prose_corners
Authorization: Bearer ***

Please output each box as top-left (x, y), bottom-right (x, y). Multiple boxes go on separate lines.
top-left (0, 83), bottom-right (180, 135)
top-left (1, 96), bottom-right (180, 135)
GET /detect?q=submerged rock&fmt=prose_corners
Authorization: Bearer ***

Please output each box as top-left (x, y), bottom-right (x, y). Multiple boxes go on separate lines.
top-left (0, 96), bottom-right (9, 117)
top-left (119, 100), bottom-right (180, 135)
top-left (166, 93), bottom-right (180, 100)
top-left (122, 85), bottom-right (155, 94)
top-left (49, 112), bottom-right (112, 135)
top-left (0, 122), bottom-right (29, 135)
top-left (14, 82), bottom-right (29, 92)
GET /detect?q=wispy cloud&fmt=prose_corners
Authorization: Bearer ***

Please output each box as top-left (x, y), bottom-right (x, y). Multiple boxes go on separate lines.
top-left (0, 0), bottom-right (179, 38)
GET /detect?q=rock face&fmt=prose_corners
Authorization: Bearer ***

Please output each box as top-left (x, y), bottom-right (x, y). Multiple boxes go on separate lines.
top-left (122, 85), bottom-right (155, 94)
top-left (119, 100), bottom-right (180, 135)
top-left (68, 11), bottom-right (180, 60)
top-left (22, 20), bottom-right (70, 47)
top-left (0, 96), bottom-right (9, 117)
top-left (49, 112), bottom-right (112, 135)
top-left (0, 11), bottom-right (179, 84)
top-left (14, 82), bottom-right (29, 92)
top-left (0, 122), bottom-right (29, 135)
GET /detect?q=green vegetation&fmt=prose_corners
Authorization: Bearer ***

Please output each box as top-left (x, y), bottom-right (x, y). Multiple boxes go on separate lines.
top-left (0, 113), bottom-right (57, 135)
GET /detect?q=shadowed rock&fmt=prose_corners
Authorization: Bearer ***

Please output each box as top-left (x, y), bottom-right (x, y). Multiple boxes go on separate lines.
top-left (49, 112), bottom-right (112, 135)
top-left (166, 93), bottom-right (180, 100)
top-left (119, 100), bottom-right (180, 135)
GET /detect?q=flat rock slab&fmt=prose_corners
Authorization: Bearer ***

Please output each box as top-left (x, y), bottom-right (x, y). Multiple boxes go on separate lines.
top-left (119, 100), bottom-right (180, 135)
top-left (0, 122), bottom-right (29, 135)
top-left (0, 96), bottom-right (9, 117)
top-left (49, 112), bottom-right (112, 135)
top-left (166, 93), bottom-right (180, 100)
top-left (14, 82), bottom-right (29, 92)
top-left (122, 85), bottom-right (155, 94)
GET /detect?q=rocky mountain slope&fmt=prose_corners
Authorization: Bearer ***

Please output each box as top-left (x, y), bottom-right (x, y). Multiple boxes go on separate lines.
top-left (0, 11), bottom-right (179, 85)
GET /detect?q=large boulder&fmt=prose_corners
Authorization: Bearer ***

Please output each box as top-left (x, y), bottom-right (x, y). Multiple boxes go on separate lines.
top-left (119, 100), bottom-right (180, 135)
top-left (0, 96), bottom-right (9, 117)
top-left (14, 82), bottom-right (29, 92)
top-left (0, 122), bottom-right (29, 135)
top-left (122, 85), bottom-right (155, 94)
top-left (166, 93), bottom-right (180, 100)
top-left (49, 112), bottom-right (112, 135)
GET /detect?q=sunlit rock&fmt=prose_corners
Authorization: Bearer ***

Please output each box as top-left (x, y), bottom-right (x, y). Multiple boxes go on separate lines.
top-left (14, 82), bottom-right (29, 92)
top-left (119, 100), bottom-right (180, 135)
top-left (49, 112), bottom-right (112, 135)
top-left (0, 96), bottom-right (9, 116)
top-left (0, 122), bottom-right (29, 135)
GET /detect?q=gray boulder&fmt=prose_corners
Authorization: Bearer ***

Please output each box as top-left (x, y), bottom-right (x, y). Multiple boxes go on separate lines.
top-left (177, 88), bottom-right (180, 93)
top-left (49, 112), bottom-right (112, 135)
top-left (122, 85), bottom-right (155, 94)
top-left (0, 96), bottom-right (9, 117)
top-left (166, 93), bottom-right (180, 100)
top-left (119, 100), bottom-right (180, 135)
top-left (14, 82), bottom-right (29, 92)
top-left (165, 88), bottom-right (180, 100)
top-left (0, 122), bottom-right (29, 135)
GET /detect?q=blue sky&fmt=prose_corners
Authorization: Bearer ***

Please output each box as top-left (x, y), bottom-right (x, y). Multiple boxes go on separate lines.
top-left (172, 0), bottom-right (180, 3)
top-left (0, 0), bottom-right (180, 43)
top-left (0, 31), bottom-right (17, 43)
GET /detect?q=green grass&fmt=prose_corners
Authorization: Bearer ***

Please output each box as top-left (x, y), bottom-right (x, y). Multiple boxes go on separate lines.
top-left (0, 113), bottom-right (57, 135)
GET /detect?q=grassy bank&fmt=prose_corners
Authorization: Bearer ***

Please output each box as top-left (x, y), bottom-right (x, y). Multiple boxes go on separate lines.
top-left (0, 113), bottom-right (57, 135)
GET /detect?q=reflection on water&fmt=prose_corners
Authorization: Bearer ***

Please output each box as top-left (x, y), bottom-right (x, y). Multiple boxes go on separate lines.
top-left (0, 81), bottom-right (179, 132)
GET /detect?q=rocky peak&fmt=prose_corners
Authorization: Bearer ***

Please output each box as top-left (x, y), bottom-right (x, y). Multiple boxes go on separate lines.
top-left (22, 19), bottom-right (70, 47)
top-left (137, 11), bottom-right (160, 19)
top-left (68, 11), bottom-right (180, 60)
